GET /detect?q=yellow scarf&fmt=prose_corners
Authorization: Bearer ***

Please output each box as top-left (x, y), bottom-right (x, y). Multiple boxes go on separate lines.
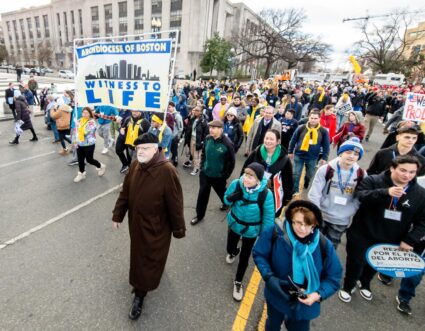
top-left (420, 122), bottom-right (425, 134)
top-left (243, 106), bottom-right (258, 134)
top-left (78, 118), bottom-right (89, 143)
top-left (219, 104), bottom-right (226, 119)
top-left (300, 124), bottom-right (321, 152)
top-left (125, 118), bottom-right (142, 147)
top-left (208, 96), bottom-right (215, 107)
top-left (158, 124), bottom-right (168, 152)
top-left (318, 91), bottom-right (325, 102)
top-left (227, 95), bottom-right (232, 103)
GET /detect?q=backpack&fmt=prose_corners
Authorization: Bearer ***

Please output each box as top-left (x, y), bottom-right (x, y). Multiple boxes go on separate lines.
top-left (230, 184), bottom-right (269, 235)
top-left (324, 164), bottom-right (364, 194)
top-left (271, 223), bottom-right (328, 262)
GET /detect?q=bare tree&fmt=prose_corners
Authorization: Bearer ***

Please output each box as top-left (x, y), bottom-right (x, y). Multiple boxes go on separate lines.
top-left (233, 8), bottom-right (330, 77)
top-left (355, 10), bottom-right (420, 73)
top-left (37, 41), bottom-right (53, 66)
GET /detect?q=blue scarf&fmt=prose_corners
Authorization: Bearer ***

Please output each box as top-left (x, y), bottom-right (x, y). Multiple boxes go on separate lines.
top-left (285, 221), bottom-right (320, 294)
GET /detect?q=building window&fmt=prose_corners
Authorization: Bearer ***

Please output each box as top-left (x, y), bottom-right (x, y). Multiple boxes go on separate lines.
top-left (170, 0), bottom-right (182, 11)
top-left (135, 18), bottom-right (144, 31)
top-left (134, 0), bottom-right (144, 17)
top-left (34, 16), bottom-right (41, 38)
top-left (19, 19), bottom-right (26, 40)
top-left (152, 0), bottom-right (162, 15)
top-left (26, 18), bottom-right (33, 39)
top-left (119, 1), bottom-right (127, 18)
top-left (42, 15), bottom-right (50, 38)
top-left (104, 4), bottom-right (113, 35)
top-left (91, 6), bottom-right (99, 21)
top-left (63, 12), bottom-right (69, 42)
top-left (6, 21), bottom-right (10, 32)
top-left (70, 11), bottom-right (75, 36)
top-left (78, 9), bottom-right (83, 36)
top-left (119, 18), bottom-right (128, 35)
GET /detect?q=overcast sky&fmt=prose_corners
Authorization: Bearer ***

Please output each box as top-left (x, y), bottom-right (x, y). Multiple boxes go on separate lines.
top-left (1, 0), bottom-right (424, 70)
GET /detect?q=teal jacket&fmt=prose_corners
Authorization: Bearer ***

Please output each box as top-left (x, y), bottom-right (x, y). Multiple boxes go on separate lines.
top-left (224, 177), bottom-right (275, 238)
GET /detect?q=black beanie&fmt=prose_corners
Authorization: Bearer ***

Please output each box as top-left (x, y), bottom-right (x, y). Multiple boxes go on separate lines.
top-left (134, 132), bottom-right (159, 146)
top-left (285, 200), bottom-right (324, 229)
top-left (246, 162), bottom-right (265, 181)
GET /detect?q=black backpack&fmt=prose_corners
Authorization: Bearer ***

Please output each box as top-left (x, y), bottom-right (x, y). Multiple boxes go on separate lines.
top-left (233, 183), bottom-right (268, 216)
top-left (324, 165), bottom-right (365, 194)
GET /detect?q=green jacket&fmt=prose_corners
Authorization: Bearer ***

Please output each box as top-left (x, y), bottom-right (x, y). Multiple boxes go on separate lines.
top-left (201, 134), bottom-right (235, 178)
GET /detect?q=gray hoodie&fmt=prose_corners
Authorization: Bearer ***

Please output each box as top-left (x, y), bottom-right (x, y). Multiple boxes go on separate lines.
top-left (308, 157), bottom-right (366, 226)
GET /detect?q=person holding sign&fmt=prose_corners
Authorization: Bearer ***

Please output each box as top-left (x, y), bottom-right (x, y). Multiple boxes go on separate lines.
top-left (308, 138), bottom-right (365, 249)
top-left (339, 155), bottom-right (425, 303)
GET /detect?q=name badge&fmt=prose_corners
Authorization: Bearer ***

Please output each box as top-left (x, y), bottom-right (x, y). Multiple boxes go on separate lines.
top-left (264, 171), bottom-right (272, 180)
top-left (334, 196), bottom-right (347, 205)
top-left (384, 209), bottom-right (402, 221)
top-left (309, 139), bottom-right (314, 144)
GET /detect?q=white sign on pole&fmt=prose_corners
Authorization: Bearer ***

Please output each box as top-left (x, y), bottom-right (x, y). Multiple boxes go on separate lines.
top-left (402, 93), bottom-right (425, 122)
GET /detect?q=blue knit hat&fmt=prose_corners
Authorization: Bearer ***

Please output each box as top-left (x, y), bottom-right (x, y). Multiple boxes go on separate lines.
top-left (338, 137), bottom-right (364, 160)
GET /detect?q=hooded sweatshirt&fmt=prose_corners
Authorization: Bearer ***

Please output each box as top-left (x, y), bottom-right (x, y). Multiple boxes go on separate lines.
top-left (308, 158), bottom-right (365, 226)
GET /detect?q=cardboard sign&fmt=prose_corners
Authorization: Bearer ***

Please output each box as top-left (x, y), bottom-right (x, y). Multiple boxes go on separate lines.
top-left (366, 244), bottom-right (425, 278)
top-left (402, 93), bottom-right (425, 122)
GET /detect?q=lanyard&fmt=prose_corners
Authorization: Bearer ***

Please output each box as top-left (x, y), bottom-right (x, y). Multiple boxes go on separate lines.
top-left (337, 163), bottom-right (354, 194)
top-left (389, 184), bottom-right (410, 210)
top-left (392, 151), bottom-right (397, 160)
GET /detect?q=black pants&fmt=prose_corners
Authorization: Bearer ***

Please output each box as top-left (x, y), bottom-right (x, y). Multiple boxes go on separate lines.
top-left (30, 89), bottom-right (40, 105)
top-left (227, 228), bottom-right (257, 282)
top-left (58, 129), bottom-right (71, 149)
top-left (15, 128), bottom-right (37, 141)
top-left (77, 145), bottom-right (101, 173)
top-left (8, 104), bottom-right (17, 120)
top-left (170, 136), bottom-right (179, 163)
top-left (196, 171), bottom-right (227, 219)
top-left (343, 228), bottom-right (377, 291)
top-left (115, 137), bottom-right (132, 167)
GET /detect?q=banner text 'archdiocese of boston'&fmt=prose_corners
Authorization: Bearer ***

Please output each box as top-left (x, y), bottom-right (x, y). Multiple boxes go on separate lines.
top-left (75, 39), bottom-right (172, 111)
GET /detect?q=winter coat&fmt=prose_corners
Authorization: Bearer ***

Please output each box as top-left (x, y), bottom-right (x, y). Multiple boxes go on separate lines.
top-left (351, 171), bottom-right (425, 246)
top-left (201, 134), bottom-right (235, 179)
top-left (333, 121), bottom-right (365, 147)
top-left (177, 95), bottom-right (188, 119)
top-left (253, 219), bottom-right (342, 321)
top-left (223, 119), bottom-right (244, 152)
top-left (224, 177), bottom-right (275, 238)
top-left (184, 114), bottom-right (208, 151)
top-left (28, 79), bottom-right (38, 91)
top-left (288, 124), bottom-right (330, 161)
top-left (212, 102), bottom-right (229, 121)
top-left (24, 89), bottom-right (35, 106)
top-left (320, 113), bottom-right (337, 141)
top-left (309, 93), bottom-right (330, 111)
top-left (76, 119), bottom-right (97, 147)
top-left (50, 104), bottom-right (72, 130)
top-left (15, 96), bottom-right (33, 130)
top-left (365, 95), bottom-right (385, 116)
top-left (112, 152), bottom-right (186, 291)
top-left (368, 143), bottom-right (425, 176)
top-left (243, 145), bottom-right (294, 215)
top-left (285, 97), bottom-right (302, 120)
top-left (246, 117), bottom-right (282, 152)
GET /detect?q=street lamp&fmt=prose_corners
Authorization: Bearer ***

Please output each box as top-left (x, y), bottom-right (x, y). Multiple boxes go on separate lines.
top-left (151, 18), bottom-right (162, 38)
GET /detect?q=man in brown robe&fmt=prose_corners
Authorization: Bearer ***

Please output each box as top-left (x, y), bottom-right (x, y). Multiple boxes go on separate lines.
top-left (112, 132), bottom-right (186, 320)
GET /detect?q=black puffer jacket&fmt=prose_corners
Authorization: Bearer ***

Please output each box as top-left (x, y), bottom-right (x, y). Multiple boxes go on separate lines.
top-left (15, 95), bottom-right (33, 130)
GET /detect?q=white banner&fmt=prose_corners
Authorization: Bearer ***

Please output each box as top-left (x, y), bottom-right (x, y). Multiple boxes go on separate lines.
top-left (75, 39), bottom-right (173, 111)
top-left (402, 92), bottom-right (425, 122)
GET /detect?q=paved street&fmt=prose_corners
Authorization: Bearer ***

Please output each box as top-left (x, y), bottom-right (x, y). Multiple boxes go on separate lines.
top-left (0, 116), bottom-right (424, 331)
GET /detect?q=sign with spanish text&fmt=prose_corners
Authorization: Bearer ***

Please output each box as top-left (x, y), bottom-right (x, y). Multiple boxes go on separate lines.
top-left (402, 93), bottom-right (425, 122)
top-left (75, 40), bottom-right (172, 111)
top-left (366, 244), bottom-right (425, 278)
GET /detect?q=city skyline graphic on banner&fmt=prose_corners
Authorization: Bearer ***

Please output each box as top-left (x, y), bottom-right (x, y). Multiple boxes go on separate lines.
top-left (85, 60), bottom-right (160, 81)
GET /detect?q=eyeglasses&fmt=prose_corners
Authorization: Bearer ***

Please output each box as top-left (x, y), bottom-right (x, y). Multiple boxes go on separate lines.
top-left (292, 221), bottom-right (313, 229)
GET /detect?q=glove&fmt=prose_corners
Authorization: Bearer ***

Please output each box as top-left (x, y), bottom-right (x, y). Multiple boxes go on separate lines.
top-left (266, 276), bottom-right (291, 301)
top-left (226, 189), bottom-right (243, 203)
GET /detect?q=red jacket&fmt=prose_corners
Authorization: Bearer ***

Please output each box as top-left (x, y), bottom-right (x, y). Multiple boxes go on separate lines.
top-left (333, 122), bottom-right (366, 147)
top-left (320, 114), bottom-right (337, 141)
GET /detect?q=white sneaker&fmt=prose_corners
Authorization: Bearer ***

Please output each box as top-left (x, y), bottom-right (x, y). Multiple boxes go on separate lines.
top-left (338, 288), bottom-right (356, 303)
top-left (226, 248), bottom-right (240, 264)
top-left (233, 281), bottom-right (244, 302)
top-left (359, 288), bottom-right (373, 301)
top-left (109, 138), bottom-right (115, 148)
top-left (101, 147), bottom-right (109, 154)
top-left (73, 171), bottom-right (86, 183)
top-left (97, 163), bottom-right (106, 176)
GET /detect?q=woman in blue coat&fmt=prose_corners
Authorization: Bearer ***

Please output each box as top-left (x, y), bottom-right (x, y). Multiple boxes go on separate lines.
top-left (253, 200), bottom-right (342, 331)
top-left (224, 162), bottom-right (275, 302)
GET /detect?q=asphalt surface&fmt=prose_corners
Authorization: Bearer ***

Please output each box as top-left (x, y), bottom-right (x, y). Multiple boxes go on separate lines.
top-left (0, 117), bottom-right (424, 331)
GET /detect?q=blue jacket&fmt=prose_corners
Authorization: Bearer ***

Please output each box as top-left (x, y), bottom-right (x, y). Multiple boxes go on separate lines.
top-left (288, 124), bottom-right (330, 160)
top-left (224, 177), bottom-right (275, 238)
top-left (94, 105), bottom-right (118, 125)
top-left (148, 125), bottom-right (173, 158)
top-left (24, 90), bottom-right (35, 105)
top-left (253, 221), bottom-right (342, 321)
top-left (177, 95), bottom-right (188, 119)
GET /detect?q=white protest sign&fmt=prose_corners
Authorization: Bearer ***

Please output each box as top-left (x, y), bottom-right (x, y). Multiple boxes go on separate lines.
top-left (402, 93), bottom-right (425, 122)
top-left (366, 244), bottom-right (425, 278)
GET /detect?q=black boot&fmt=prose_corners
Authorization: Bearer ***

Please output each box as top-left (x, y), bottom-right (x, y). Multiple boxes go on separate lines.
top-left (30, 136), bottom-right (38, 142)
top-left (9, 137), bottom-right (19, 145)
top-left (128, 295), bottom-right (144, 320)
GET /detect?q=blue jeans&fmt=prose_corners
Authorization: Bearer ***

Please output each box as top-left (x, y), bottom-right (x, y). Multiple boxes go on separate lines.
top-left (266, 301), bottom-right (310, 331)
top-left (50, 121), bottom-right (60, 141)
top-left (292, 155), bottom-right (317, 193)
top-left (398, 272), bottom-right (424, 303)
